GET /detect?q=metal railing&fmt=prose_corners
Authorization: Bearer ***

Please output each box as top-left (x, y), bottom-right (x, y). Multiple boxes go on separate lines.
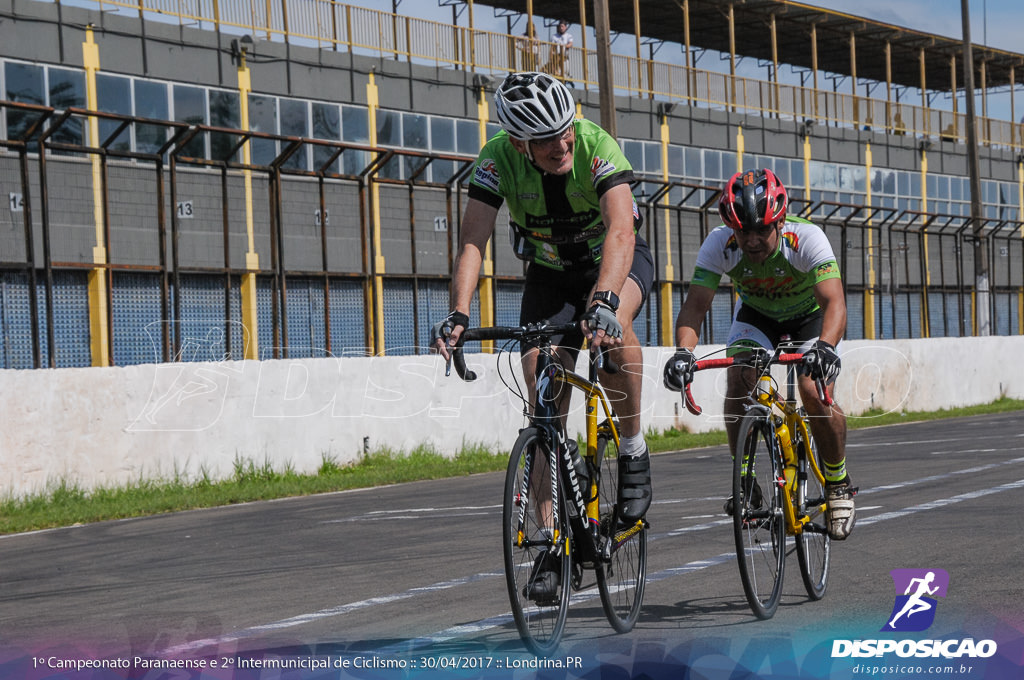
top-left (1, 100), bottom-right (1021, 369)
top-left (55, 0), bottom-right (1024, 150)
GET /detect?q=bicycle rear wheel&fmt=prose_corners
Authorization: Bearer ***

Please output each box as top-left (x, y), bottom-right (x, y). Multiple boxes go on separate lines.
top-left (502, 427), bottom-right (571, 656)
top-left (594, 431), bottom-right (647, 632)
top-left (732, 412), bottom-right (785, 620)
top-left (794, 418), bottom-right (831, 600)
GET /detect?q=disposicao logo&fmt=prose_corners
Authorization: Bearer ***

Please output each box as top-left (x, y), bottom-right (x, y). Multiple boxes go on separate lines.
top-left (831, 568), bottom-right (998, 660)
top-left (883, 568), bottom-right (948, 632)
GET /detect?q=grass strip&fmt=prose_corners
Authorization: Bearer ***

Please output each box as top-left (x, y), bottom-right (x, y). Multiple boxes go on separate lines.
top-left (3, 398), bottom-right (1022, 535)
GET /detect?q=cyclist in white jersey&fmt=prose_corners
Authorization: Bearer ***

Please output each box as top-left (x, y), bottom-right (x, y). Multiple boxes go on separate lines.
top-left (663, 168), bottom-right (856, 540)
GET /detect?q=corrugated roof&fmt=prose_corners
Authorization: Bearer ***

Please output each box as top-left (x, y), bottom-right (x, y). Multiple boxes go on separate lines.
top-left (475, 0), bottom-right (1024, 91)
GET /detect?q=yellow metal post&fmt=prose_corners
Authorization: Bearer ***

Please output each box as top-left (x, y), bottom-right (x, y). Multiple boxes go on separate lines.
top-left (736, 125), bottom-right (744, 172)
top-left (83, 27), bottom-right (110, 367)
top-left (477, 87), bottom-right (494, 352)
top-left (367, 72), bottom-right (386, 356)
top-left (803, 131), bottom-right (812, 202)
top-left (237, 47), bottom-right (260, 360)
top-left (658, 112), bottom-right (674, 346)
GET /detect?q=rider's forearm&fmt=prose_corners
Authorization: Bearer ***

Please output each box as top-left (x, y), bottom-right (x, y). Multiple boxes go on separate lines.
top-left (594, 225), bottom-right (634, 296)
top-left (674, 286), bottom-right (715, 349)
top-left (450, 244), bottom-right (484, 314)
top-left (819, 304), bottom-right (847, 347)
top-left (594, 186), bottom-right (636, 297)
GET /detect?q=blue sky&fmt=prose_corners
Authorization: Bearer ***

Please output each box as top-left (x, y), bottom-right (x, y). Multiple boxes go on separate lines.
top-left (362, 0), bottom-right (1018, 51)
top-left (801, 0), bottom-right (1018, 53)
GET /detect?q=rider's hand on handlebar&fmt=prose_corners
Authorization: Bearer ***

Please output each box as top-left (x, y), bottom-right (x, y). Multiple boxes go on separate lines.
top-left (800, 339), bottom-right (841, 383)
top-left (581, 301), bottom-right (622, 348)
top-left (663, 347), bottom-right (697, 392)
top-left (430, 310), bottom-right (469, 360)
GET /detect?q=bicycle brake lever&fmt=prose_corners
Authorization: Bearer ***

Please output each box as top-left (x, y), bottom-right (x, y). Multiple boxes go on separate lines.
top-left (593, 346), bottom-right (619, 374)
top-left (816, 378), bottom-right (834, 406)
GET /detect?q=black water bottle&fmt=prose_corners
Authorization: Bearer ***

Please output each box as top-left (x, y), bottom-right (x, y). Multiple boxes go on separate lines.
top-left (566, 440), bottom-right (589, 492)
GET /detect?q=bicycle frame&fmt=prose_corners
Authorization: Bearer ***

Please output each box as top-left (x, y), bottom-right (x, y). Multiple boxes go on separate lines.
top-left (750, 369), bottom-right (827, 536)
top-left (684, 349), bottom-right (830, 536)
top-left (451, 321), bottom-right (648, 648)
top-left (449, 323), bottom-right (641, 562)
top-left (528, 340), bottom-right (631, 566)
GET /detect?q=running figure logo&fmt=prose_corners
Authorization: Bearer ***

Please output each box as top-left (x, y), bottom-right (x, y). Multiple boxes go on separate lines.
top-left (882, 568), bottom-right (949, 632)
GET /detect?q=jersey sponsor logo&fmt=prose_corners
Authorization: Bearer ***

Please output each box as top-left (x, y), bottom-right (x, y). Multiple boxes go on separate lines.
top-left (590, 155), bottom-right (617, 182)
top-left (782, 231), bottom-right (799, 251)
top-left (473, 159), bottom-right (500, 191)
top-left (518, 192), bottom-right (539, 200)
top-left (524, 210), bottom-right (601, 230)
top-left (817, 261), bottom-right (838, 276)
top-left (738, 274), bottom-right (797, 300)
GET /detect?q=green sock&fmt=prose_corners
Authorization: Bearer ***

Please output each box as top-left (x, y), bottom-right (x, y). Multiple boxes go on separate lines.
top-left (823, 458), bottom-right (847, 484)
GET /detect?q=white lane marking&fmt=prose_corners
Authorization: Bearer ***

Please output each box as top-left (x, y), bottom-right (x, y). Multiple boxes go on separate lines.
top-left (157, 462), bottom-right (1024, 655)
top-left (161, 570), bottom-right (503, 655)
top-left (858, 456), bottom-right (1024, 495)
top-left (379, 553), bottom-right (739, 654)
top-left (859, 478), bottom-right (1024, 526)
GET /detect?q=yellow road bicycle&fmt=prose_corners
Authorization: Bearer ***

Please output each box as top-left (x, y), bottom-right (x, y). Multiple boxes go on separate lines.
top-left (450, 321), bottom-right (647, 655)
top-left (682, 345), bottom-right (832, 619)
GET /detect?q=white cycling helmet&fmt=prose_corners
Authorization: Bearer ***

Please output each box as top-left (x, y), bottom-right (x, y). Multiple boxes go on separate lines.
top-left (494, 72), bottom-right (575, 141)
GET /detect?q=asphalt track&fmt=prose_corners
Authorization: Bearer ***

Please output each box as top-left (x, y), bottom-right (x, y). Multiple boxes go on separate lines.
top-left (3, 411), bottom-right (1023, 679)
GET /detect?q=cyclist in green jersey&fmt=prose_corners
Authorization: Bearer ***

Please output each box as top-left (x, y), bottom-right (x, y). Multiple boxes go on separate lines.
top-left (431, 72), bottom-right (655, 598)
top-left (662, 168), bottom-right (856, 540)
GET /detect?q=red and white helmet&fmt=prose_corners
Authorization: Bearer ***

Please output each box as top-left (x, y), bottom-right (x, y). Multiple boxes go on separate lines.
top-left (719, 168), bottom-right (789, 230)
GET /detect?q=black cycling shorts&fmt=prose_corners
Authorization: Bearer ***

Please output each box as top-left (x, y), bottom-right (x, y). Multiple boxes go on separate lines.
top-left (518, 235), bottom-right (654, 357)
top-left (728, 304), bottom-right (824, 354)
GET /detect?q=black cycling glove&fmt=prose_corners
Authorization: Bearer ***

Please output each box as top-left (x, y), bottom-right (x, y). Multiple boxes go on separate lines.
top-left (430, 310), bottom-right (469, 348)
top-left (801, 340), bottom-right (841, 383)
top-left (663, 348), bottom-right (697, 392)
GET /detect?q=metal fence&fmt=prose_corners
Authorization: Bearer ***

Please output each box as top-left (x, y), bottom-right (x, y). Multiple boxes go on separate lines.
top-left (0, 101), bottom-right (1021, 369)
top-left (38, 0), bottom-right (1024, 150)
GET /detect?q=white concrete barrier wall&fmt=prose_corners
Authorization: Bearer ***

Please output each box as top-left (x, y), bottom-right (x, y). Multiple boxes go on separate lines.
top-left (2, 336), bottom-right (1022, 498)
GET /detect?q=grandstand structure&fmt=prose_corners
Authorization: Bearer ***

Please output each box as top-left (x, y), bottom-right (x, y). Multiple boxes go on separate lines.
top-left (0, 0), bottom-right (1021, 369)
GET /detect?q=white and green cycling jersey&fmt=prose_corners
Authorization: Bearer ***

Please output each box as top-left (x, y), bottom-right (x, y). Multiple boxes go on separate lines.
top-left (691, 217), bottom-right (842, 321)
top-left (467, 118), bottom-right (639, 270)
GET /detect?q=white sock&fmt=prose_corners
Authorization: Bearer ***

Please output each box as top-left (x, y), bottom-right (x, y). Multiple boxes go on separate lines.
top-left (619, 433), bottom-right (647, 459)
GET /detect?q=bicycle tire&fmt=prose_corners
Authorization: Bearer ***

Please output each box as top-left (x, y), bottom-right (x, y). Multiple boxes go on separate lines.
top-left (594, 431), bottom-right (647, 632)
top-left (732, 412), bottom-right (786, 620)
top-left (793, 416), bottom-right (831, 600)
top-left (502, 427), bottom-right (571, 656)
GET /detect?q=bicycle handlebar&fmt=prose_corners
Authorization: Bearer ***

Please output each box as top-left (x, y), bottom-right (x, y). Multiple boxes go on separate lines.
top-left (448, 321), bottom-right (618, 381)
top-left (681, 351), bottom-right (833, 416)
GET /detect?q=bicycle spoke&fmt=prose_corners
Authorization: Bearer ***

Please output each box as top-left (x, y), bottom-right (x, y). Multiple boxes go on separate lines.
top-left (503, 428), bottom-right (570, 655)
top-left (795, 423), bottom-right (831, 600)
top-left (733, 413), bottom-right (785, 619)
top-left (595, 432), bottom-right (647, 632)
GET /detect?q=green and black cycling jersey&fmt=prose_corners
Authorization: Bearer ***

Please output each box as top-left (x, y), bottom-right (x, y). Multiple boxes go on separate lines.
top-left (467, 118), bottom-right (641, 271)
top-left (692, 217), bottom-right (842, 321)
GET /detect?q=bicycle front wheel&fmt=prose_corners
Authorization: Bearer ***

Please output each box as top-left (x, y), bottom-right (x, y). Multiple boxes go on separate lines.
top-left (594, 431), bottom-right (647, 632)
top-left (794, 418), bottom-right (830, 600)
top-left (502, 427), bottom-right (571, 656)
top-left (732, 412), bottom-right (786, 620)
